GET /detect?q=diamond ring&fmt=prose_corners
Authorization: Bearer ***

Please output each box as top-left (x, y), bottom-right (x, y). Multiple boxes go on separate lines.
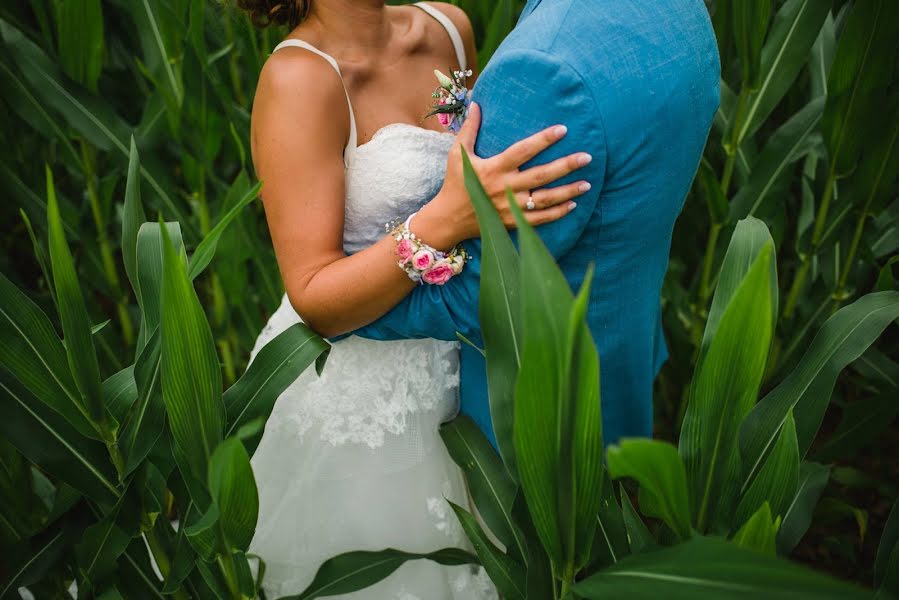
top-left (526, 194), bottom-right (536, 211)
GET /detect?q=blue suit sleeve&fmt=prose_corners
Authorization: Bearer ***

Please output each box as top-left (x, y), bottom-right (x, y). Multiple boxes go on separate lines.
top-left (343, 48), bottom-right (607, 343)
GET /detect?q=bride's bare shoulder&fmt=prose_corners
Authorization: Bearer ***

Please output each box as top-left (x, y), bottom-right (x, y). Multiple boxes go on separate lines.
top-left (254, 45), bottom-right (348, 122)
top-left (251, 46), bottom-right (350, 151)
top-left (412, 2), bottom-right (477, 70)
top-left (257, 44), bottom-right (343, 100)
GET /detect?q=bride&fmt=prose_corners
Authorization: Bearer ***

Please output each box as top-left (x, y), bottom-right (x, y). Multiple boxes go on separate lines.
top-left (236, 0), bottom-right (591, 596)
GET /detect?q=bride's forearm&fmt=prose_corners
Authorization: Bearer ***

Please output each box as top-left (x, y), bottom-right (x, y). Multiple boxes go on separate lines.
top-left (287, 196), bottom-right (465, 338)
top-left (287, 235), bottom-right (417, 338)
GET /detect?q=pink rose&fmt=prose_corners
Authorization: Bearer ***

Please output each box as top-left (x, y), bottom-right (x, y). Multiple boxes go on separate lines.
top-left (395, 239), bottom-right (415, 262)
top-left (422, 263), bottom-right (455, 285)
top-left (412, 250), bottom-right (435, 271)
top-left (438, 112), bottom-right (454, 128)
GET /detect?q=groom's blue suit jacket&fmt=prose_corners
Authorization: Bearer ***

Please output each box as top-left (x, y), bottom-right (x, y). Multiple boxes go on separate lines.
top-left (349, 0), bottom-right (720, 447)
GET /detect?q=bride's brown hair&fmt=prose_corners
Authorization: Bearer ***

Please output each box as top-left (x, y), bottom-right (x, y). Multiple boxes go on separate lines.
top-left (237, 0), bottom-right (310, 29)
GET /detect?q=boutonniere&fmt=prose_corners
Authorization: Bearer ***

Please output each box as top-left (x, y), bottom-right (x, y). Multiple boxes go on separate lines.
top-left (428, 69), bottom-right (473, 134)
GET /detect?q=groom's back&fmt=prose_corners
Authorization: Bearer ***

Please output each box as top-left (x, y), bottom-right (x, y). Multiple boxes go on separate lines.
top-left (472, 0), bottom-right (719, 442)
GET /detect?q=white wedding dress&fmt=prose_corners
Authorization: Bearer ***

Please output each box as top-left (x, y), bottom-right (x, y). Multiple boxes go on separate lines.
top-left (247, 5), bottom-right (496, 599)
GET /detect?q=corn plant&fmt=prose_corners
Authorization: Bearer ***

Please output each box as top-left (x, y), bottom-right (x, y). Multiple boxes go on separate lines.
top-left (0, 0), bottom-right (283, 386)
top-left (0, 144), bottom-right (331, 598)
top-left (663, 0), bottom-right (899, 426)
top-left (427, 153), bottom-right (898, 599)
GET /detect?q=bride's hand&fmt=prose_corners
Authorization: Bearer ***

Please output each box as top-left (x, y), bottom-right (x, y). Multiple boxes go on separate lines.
top-left (415, 102), bottom-right (593, 249)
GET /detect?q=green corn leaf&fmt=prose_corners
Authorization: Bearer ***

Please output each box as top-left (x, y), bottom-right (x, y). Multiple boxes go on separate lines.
top-left (737, 0), bottom-right (831, 141)
top-left (851, 98), bottom-right (899, 216)
top-left (439, 416), bottom-right (526, 563)
top-left (188, 178), bottom-right (262, 280)
top-left (224, 323), bottom-right (329, 455)
top-left (162, 540), bottom-right (197, 595)
top-left (159, 220), bottom-right (223, 498)
top-left (184, 501), bottom-right (219, 561)
top-left (619, 485), bottom-right (656, 555)
top-left (118, 328), bottom-right (166, 475)
top-left (698, 159), bottom-right (728, 225)
top-left (809, 12), bottom-right (835, 99)
top-left (207, 438), bottom-right (257, 552)
top-left (462, 150), bottom-right (521, 481)
top-left (193, 546), bottom-right (230, 594)
top-left (587, 469), bottom-right (630, 569)
top-left (739, 291), bottom-right (899, 491)
top-left (75, 508), bottom-right (131, 586)
top-left (0, 527), bottom-right (70, 597)
top-left (732, 0), bottom-right (772, 90)
top-left (478, 0), bottom-right (514, 66)
top-left (573, 535), bottom-right (870, 599)
top-left (122, 137), bottom-right (145, 302)
top-left (0, 271), bottom-right (97, 439)
top-left (233, 550), bottom-right (256, 598)
top-left (713, 81), bottom-right (755, 177)
top-left (733, 411), bottom-right (799, 530)
top-left (0, 366), bottom-right (120, 504)
top-left (731, 502), bottom-right (780, 555)
top-left (118, 538), bottom-right (167, 598)
top-left (507, 489), bottom-right (553, 599)
top-left (133, 0), bottom-right (185, 116)
top-left (0, 19), bottom-right (192, 234)
top-left (777, 462), bottom-right (830, 555)
top-left (730, 98), bottom-right (824, 221)
top-left (711, 0), bottom-right (733, 69)
top-left (286, 545), bottom-right (479, 600)
top-left (565, 266), bottom-right (605, 568)
top-left (697, 218), bottom-right (778, 363)
top-left (511, 192), bottom-right (573, 566)
top-left (46, 166), bottom-right (108, 431)
top-left (507, 182), bottom-right (605, 572)
top-left (607, 439), bottom-right (692, 541)
top-left (0, 56), bottom-right (80, 167)
top-left (822, 0), bottom-right (899, 179)
top-left (102, 365), bottom-right (136, 425)
top-left (680, 239), bottom-right (775, 532)
top-left (449, 502), bottom-right (526, 600)
top-left (53, 0), bottom-right (103, 92)
top-left (135, 222), bottom-right (183, 351)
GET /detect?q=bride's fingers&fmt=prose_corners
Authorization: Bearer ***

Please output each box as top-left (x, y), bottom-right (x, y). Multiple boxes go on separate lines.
top-left (515, 152), bottom-right (593, 190)
top-left (521, 181), bottom-right (592, 210)
top-left (515, 199), bottom-right (578, 228)
top-left (498, 124), bottom-right (569, 168)
top-left (457, 102), bottom-right (481, 152)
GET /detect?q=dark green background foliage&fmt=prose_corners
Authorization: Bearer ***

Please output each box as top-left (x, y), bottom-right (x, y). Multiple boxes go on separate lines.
top-left (0, 0), bottom-right (897, 597)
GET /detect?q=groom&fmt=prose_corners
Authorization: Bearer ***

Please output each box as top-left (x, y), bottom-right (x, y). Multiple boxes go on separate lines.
top-left (348, 0), bottom-right (720, 447)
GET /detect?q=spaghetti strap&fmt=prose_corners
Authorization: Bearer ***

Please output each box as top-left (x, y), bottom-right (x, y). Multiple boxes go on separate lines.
top-left (413, 3), bottom-right (468, 72)
top-left (272, 39), bottom-right (358, 166)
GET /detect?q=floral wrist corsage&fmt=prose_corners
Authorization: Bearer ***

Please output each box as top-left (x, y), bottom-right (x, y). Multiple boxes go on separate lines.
top-left (390, 214), bottom-right (468, 285)
top-left (428, 69), bottom-right (473, 134)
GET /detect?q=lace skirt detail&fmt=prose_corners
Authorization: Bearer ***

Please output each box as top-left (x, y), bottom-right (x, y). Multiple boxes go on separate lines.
top-left (247, 295), bottom-right (496, 599)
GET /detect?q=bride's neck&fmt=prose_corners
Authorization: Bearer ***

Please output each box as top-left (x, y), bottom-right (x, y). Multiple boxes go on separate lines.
top-left (304, 0), bottom-right (393, 54)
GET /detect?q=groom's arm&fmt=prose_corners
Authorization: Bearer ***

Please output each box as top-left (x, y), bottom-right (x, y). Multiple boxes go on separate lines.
top-left (344, 48), bottom-right (607, 343)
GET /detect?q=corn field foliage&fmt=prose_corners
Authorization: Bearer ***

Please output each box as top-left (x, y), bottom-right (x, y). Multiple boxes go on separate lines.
top-left (0, 0), bottom-right (897, 598)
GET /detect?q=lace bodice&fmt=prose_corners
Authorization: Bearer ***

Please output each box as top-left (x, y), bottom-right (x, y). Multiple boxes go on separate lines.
top-left (344, 124), bottom-right (455, 253)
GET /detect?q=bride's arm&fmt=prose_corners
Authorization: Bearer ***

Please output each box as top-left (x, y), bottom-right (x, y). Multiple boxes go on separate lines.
top-left (252, 51), bottom-right (590, 338)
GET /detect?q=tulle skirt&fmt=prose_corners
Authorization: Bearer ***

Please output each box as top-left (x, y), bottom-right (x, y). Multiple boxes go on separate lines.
top-left (247, 295), bottom-right (496, 599)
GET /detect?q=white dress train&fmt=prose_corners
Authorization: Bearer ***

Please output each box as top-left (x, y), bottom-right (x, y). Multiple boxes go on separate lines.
top-left (246, 5), bottom-right (497, 599)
